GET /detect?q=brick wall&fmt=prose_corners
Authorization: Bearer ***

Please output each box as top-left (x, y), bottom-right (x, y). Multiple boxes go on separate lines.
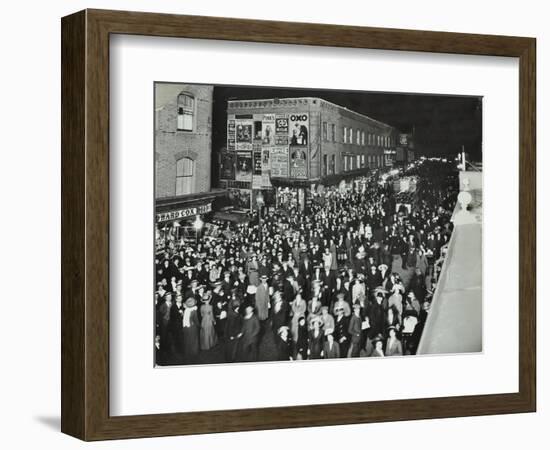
top-left (155, 84), bottom-right (213, 199)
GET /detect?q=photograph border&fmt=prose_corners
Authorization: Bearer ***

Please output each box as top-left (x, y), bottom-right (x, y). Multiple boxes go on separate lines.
top-left (61, 9), bottom-right (536, 441)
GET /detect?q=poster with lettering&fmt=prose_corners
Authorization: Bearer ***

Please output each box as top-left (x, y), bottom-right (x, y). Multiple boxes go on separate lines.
top-left (227, 119), bottom-right (236, 151)
top-left (253, 148), bottom-right (262, 175)
top-left (236, 151), bottom-right (253, 182)
top-left (261, 148), bottom-right (272, 187)
top-left (289, 145), bottom-right (308, 179)
top-left (220, 151), bottom-right (236, 180)
top-left (235, 120), bottom-right (253, 151)
top-left (261, 114), bottom-right (276, 145)
top-left (288, 113), bottom-right (309, 146)
top-left (270, 146), bottom-right (289, 178)
top-left (275, 115), bottom-right (289, 134)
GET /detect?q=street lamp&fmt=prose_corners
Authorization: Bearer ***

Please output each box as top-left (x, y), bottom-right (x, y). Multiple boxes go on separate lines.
top-left (193, 215), bottom-right (204, 244)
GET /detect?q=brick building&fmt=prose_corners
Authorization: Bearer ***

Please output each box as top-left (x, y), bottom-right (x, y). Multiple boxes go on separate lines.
top-left (221, 97), bottom-right (401, 211)
top-left (155, 83), bottom-right (224, 240)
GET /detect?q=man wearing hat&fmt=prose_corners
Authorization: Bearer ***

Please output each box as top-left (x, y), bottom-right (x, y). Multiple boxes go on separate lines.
top-left (322, 332), bottom-right (340, 359)
top-left (238, 305), bottom-right (260, 362)
top-left (224, 299), bottom-right (243, 363)
top-left (348, 303), bottom-right (363, 357)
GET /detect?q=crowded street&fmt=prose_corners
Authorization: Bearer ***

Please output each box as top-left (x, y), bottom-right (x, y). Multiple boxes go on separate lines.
top-left (155, 160), bottom-right (459, 365)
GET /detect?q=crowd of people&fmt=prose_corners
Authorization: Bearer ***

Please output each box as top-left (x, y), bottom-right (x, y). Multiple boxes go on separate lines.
top-left (155, 161), bottom-right (459, 365)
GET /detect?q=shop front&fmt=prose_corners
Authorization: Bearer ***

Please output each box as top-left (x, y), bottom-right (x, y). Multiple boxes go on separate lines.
top-left (155, 190), bottom-right (226, 253)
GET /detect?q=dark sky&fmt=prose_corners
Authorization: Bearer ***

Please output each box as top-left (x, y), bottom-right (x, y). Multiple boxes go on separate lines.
top-left (212, 85), bottom-right (482, 161)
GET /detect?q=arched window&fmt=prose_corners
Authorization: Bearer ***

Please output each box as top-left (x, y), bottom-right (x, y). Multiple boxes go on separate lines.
top-left (175, 157), bottom-right (195, 195)
top-left (177, 93), bottom-right (194, 131)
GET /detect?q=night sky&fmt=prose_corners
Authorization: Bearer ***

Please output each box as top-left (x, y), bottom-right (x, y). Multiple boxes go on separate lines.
top-left (212, 85), bottom-right (482, 161)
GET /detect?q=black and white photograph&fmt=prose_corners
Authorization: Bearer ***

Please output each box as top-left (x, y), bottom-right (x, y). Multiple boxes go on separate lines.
top-left (154, 82), bottom-right (483, 367)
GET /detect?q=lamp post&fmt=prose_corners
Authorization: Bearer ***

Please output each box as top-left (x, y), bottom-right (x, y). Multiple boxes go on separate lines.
top-left (193, 215), bottom-right (204, 244)
top-left (256, 191), bottom-right (265, 242)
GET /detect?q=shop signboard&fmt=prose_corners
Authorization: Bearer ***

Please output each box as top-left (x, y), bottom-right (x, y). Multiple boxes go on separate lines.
top-left (156, 202), bottom-right (212, 223)
top-left (220, 151), bottom-right (236, 180)
top-left (270, 146), bottom-right (289, 178)
top-left (289, 145), bottom-right (308, 179)
top-left (236, 151), bottom-right (253, 182)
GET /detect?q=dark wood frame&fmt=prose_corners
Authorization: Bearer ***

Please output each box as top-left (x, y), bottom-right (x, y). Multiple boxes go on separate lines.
top-left (61, 9), bottom-right (536, 441)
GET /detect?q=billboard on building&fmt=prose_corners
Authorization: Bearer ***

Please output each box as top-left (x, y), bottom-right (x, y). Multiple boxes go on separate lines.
top-left (261, 114), bottom-right (275, 145)
top-left (270, 146), bottom-right (289, 178)
top-left (288, 113), bottom-right (309, 146)
top-left (261, 148), bottom-right (272, 187)
top-left (235, 151), bottom-right (253, 182)
top-left (227, 119), bottom-right (236, 151)
top-left (220, 151), bottom-right (235, 180)
top-left (235, 120), bottom-right (253, 151)
top-left (289, 145), bottom-right (308, 179)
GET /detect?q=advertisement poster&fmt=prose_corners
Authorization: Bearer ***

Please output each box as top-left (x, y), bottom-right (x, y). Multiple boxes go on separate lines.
top-left (261, 148), bottom-right (271, 187)
top-left (253, 121), bottom-right (263, 141)
top-left (227, 119), bottom-right (236, 151)
top-left (236, 151), bottom-right (253, 182)
top-left (262, 114), bottom-right (276, 145)
top-left (228, 188), bottom-right (251, 210)
top-left (220, 151), bottom-right (236, 180)
top-left (288, 113), bottom-right (309, 146)
top-left (253, 149), bottom-right (262, 175)
top-left (275, 115), bottom-right (289, 134)
top-left (235, 120), bottom-right (253, 151)
top-left (270, 146), bottom-right (289, 178)
top-left (290, 145), bottom-right (308, 179)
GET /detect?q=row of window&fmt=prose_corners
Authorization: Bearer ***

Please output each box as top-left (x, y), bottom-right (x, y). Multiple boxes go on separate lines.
top-left (321, 121), bottom-right (393, 148)
top-left (321, 153), bottom-right (385, 176)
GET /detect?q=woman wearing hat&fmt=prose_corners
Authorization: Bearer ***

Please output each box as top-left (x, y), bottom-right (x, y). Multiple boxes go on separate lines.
top-left (290, 293), bottom-right (307, 344)
top-left (182, 297), bottom-right (200, 364)
top-left (308, 316), bottom-right (324, 359)
top-left (369, 335), bottom-right (385, 357)
top-left (199, 293), bottom-right (217, 351)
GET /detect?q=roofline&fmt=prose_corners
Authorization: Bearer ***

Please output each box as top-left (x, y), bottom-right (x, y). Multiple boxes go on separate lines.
top-left (227, 96), bottom-right (396, 131)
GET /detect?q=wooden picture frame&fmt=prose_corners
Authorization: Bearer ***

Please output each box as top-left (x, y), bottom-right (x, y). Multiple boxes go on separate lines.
top-left (61, 9), bottom-right (536, 441)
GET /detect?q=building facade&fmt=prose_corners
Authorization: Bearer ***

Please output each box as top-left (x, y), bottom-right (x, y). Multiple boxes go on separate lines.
top-left (154, 84), bottom-right (224, 244)
top-left (222, 97), bottom-right (401, 211)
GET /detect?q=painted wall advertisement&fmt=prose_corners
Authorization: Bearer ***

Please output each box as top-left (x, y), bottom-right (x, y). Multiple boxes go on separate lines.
top-left (220, 151), bottom-right (235, 180)
top-left (290, 145), bottom-right (308, 179)
top-left (236, 151), bottom-right (253, 182)
top-left (270, 146), bottom-right (289, 178)
top-left (235, 120), bottom-right (253, 151)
